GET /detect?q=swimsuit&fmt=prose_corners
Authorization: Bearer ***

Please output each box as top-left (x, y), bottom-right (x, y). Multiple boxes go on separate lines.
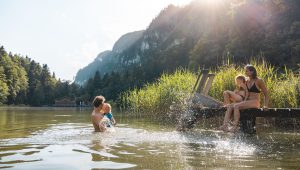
top-left (103, 112), bottom-right (114, 127)
top-left (104, 112), bottom-right (113, 120)
top-left (247, 80), bottom-right (261, 93)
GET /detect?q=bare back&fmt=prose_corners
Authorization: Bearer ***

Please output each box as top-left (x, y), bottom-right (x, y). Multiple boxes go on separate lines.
top-left (91, 109), bottom-right (104, 132)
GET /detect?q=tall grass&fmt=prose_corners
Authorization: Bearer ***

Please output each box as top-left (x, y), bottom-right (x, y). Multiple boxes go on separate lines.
top-left (210, 60), bottom-right (299, 108)
top-left (120, 69), bottom-right (197, 115)
top-left (121, 60), bottom-right (300, 115)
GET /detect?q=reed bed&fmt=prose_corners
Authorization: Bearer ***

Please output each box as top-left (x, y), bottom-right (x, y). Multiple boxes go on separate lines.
top-left (121, 60), bottom-right (300, 115)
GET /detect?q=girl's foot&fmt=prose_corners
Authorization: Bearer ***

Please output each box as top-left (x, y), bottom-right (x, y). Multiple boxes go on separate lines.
top-left (229, 124), bottom-right (239, 133)
top-left (218, 124), bottom-right (229, 132)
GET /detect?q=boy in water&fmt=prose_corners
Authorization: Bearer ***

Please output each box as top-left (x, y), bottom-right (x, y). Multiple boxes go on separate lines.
top-left (91, 96), bottom-right (106, 132)
top-left (91, 96), bottom-right (116, 132)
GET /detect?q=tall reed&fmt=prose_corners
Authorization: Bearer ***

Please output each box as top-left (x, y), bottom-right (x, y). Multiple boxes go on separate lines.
top-left (121, 69), bottom-right (197, 115)
top-left (121, 60), bottom-right (300, 114)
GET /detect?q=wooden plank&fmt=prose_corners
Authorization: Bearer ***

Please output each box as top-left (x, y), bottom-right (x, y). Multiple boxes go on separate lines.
top-left (195, 70), bottom-right (209, 93)
top-left (192, 72), bottom-right (202, 93)
top-left (203, 74), bottom-right (215, 96)
top-left (192, 94), bottom-right (223, 108)
top-left (240, 108), bottom-right (300, 118)
top-left (192, 106), bottom-right (300, 119)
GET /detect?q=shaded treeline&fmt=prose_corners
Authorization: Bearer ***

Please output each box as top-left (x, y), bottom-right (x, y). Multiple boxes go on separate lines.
top-left (0, 46), bottom-right (146, 106)
top-left (0, 46), bottom-right (81, 106)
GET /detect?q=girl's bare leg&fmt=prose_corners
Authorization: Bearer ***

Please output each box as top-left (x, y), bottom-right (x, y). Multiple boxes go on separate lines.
top-left (223, 91), bottom-right (230, 105)
top-left (219, 104), bottom-right (234, 131)
top-left (230, 100), bottom-right (260, 133)
top-left (226, 91), bottom-right (243, 103)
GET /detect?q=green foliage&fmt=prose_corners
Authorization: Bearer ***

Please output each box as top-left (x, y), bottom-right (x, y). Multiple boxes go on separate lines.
top-left (121, 69), bottom-right (197, 114)
top-left (122, 60), bottom-right (300, 114)
top-left (209, 59), bottom-right (300, 108)
top-left (0, 66), bottom-right (9, 103)
top-left (209, 65), bottom-right (241, 101)
top-left (0, 45), bottom-right (82, 106)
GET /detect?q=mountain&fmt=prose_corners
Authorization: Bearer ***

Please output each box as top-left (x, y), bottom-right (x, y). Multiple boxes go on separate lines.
top-left (75, 30), bottom-right (144, 85)
top-left (112, 30), bottom-right (144, 53)
top-left (75, 0), bottom-right (300, 90)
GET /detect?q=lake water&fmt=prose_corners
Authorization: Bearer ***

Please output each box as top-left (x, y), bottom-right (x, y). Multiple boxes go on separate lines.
top-left (0, 107), bottom-right (300, 169)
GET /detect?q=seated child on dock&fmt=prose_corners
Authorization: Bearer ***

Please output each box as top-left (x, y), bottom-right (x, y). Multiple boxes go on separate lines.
top-left (223, 75), bottom-right (248, 107)
top-left (219, 75), bottom-right (248, 131)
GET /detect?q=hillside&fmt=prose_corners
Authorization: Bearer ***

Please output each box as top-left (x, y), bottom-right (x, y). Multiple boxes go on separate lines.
top-left (74, 0), bottom-right (300, 100)
top-left (75, 30), bottom-right (144, 85)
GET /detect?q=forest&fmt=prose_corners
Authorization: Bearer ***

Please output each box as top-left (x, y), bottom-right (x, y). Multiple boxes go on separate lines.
top-left (0, 46), bottom-right (81, 106)
top-left (0, 45), bottom-right (126, 106)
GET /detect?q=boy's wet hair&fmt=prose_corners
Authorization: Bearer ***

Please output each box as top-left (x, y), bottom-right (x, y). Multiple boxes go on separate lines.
top-left (93, 96), bottom-right (105, 107)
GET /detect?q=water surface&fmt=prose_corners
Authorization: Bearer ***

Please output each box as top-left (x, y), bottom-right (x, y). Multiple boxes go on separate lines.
top-left (0, 107), bottom-right (300, 169)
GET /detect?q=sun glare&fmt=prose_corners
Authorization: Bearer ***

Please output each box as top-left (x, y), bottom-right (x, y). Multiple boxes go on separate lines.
top-left (201, 0), bottom-right (224, 6)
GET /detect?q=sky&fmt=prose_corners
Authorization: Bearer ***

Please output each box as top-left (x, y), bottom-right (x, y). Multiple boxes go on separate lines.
top-left (0, 0), bottom-right (193, 81)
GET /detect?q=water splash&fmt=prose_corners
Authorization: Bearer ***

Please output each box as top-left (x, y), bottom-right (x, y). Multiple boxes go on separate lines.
top-left (168, 93), bottom-right (198, 131)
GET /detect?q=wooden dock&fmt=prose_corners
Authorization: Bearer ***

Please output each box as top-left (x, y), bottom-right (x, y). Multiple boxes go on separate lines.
top-left (190, 106), bottom-right (300, 133)
top-left (186, 69), bottom-right (300, 134)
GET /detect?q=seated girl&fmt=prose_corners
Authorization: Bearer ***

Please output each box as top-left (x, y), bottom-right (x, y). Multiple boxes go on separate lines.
top-left (223, 75), bottom-right (248, 106)
top-left (219, 75), bottom-right (248, 131)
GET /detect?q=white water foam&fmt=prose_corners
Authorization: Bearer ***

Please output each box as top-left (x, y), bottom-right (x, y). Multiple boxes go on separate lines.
top-left (0, 123), bottom-right (256, 156)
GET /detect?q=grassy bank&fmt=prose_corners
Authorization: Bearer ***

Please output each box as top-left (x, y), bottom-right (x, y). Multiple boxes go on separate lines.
top-left (121, 61), bottom-right (300, 115)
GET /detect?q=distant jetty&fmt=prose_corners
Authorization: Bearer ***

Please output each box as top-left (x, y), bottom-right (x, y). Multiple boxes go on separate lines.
top-left (53, 98), bottom-right (91, 107)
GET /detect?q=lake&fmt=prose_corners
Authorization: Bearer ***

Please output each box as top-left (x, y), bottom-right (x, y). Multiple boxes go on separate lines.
top-left (0, 107), bottom-right (300, 169)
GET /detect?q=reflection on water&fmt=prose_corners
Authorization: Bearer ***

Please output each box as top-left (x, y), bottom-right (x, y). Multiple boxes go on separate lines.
top-left (0, 107), bottom-right (300, 169)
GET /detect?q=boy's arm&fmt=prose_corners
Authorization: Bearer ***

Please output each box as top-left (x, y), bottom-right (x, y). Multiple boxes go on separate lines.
top-left (111, 117), bottom-right (116, 125)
